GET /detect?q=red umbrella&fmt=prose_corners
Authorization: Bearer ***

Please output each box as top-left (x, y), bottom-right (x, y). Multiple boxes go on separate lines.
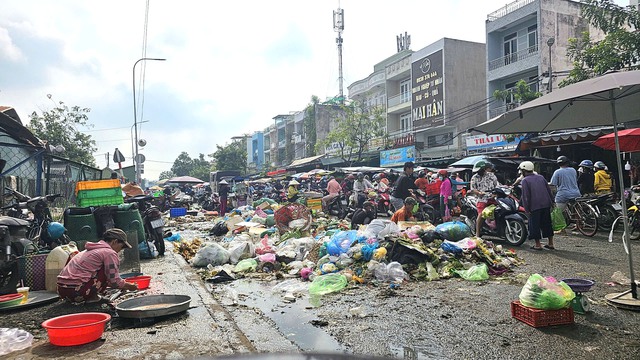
top-left (593, 128), bottom-right (640, 152)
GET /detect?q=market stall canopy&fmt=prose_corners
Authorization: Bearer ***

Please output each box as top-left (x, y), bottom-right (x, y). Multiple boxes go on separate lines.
top-left (337, 166), bottom-right (388, 173)
top-left (157, 179), bottom-right (169, 185)
top-left (167, 176), bottom-right (205, 184)
top-left (518, 127), bottom-right (614, 151)
top-left (593, 128), bottom-right (640, 152)
top-left (287, 154), bottom-right (326, 168)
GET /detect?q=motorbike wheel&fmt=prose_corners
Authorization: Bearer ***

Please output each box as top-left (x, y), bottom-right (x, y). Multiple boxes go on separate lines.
top-left (504, 219), bottom-right (527, 246)
top-left (0, 261), bottom-right (20, 295)
top-left (464, 209), bottom-right (478, 236)
top-left (629, 212), bottom-right (640, 240)
top-left (598, 205), bottom-right (619, 230)
top-left (149, 227), bottom-right (165, 256)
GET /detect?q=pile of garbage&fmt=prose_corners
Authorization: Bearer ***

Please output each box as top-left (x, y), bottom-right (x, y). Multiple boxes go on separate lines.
top-left (170, 205), bottom-right (524, 291)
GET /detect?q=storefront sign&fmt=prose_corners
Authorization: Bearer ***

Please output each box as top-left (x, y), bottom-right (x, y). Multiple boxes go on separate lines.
top-left (466, 134), bottom-right (522, 151)
top-left (266, 169), bottom-right (287, 177)
top-left (380, 145), bottom-right (415, 167)
top-left (412, 50), bottom-right (444, 127)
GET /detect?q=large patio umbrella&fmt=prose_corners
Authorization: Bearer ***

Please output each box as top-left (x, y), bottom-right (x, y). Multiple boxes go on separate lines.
top-left (167, 175), bottom-right (205, 184)
top-left (474, 70), bottom-right (640, 308)
top-left (593, 128), bottom-right (640, 151)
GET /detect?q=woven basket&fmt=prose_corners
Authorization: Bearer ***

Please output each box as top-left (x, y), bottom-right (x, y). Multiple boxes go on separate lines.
top-left (274, 203), bottom-right (312, 234)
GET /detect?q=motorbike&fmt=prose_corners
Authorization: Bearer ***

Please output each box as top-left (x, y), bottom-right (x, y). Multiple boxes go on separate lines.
top-left (324, 191), bottom-right (347, 219)
top-left (411, 189), bottom-right (438, 222)
top-left (584, 192), bottom-right (620, 230)
top-left (373, 188), bottom-right (393, 217)
top-left (0, 216), bottom-right (36, 294)
top-left (460, 187), bottom-right (528, 246)
top-left (2, 188), bottom-right (70, 250)
top-left (124, 195), bottom-right (166, 256)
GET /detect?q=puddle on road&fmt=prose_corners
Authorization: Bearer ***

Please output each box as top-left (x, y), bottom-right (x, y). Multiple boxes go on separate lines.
top-left (390, 344), bottom-right (444, 360)
top-left (224, 279), bottom-right (344, 353)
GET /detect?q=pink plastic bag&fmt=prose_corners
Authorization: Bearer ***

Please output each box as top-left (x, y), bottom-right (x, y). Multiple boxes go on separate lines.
top-left (258, 253), bottom-right (276, 263)
top-left (255, 235), bottom-right (275, 255)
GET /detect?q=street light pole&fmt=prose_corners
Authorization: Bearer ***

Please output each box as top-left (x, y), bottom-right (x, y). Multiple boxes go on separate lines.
top-left (547, 37), bottom-right (555, 93)
top-left (131, 120), bottom-right (149, 163)
top-left (133, 57), bottom-right (165, 184)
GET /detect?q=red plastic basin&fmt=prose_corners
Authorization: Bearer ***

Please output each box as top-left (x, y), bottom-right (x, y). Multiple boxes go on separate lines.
top-left (124, 275), bottom-right (151, 290)
top-left (42, 312), bottom-right (111, 346)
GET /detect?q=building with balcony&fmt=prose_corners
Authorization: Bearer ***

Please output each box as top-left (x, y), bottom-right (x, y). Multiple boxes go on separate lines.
top-left (273, 114), bottom-right (293, 168)
top-left (486, 0), bottom-right (605, 119)
top-left (262, 124), bottom-right (275, 169)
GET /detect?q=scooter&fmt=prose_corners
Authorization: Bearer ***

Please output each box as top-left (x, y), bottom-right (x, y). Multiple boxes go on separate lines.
top-left (124, 195), bottom-right (165, 256)
top-left (0, 217), bottom-right (37, 294)
top-left (460, 187), bottom-right (528, 246)
top-left (324, 191), bottom-right (347, 219)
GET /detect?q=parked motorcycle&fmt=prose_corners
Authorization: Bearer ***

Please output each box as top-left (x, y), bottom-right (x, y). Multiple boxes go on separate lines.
top-left (324, 191), bottom-right (347, 219)
top-left (584, 192), bottom-right (620, 230)
top-left (124, 195), bottom-right (166, 256)
top-left (0, 216), bottom-right (36, 294)
top-left (2, 188), bottom-right (70, 250)
top-left (460, 187), bottom-right (528, 246)
top-left (376, 188), bottom-right (393, 217)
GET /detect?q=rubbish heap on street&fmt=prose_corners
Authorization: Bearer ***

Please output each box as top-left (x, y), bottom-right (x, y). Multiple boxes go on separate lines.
top-left (167, 198), bottom-right (525, 297)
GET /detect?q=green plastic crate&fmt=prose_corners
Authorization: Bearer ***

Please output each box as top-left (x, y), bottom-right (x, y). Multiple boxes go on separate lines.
top-left (77, 187), bottom-right (123, 199)
top-left (77, 194), bottom-right (124, 207)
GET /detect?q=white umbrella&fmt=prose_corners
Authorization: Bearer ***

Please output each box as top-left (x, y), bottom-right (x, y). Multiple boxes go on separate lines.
top-left (475, 70), bottom-right (640, 308)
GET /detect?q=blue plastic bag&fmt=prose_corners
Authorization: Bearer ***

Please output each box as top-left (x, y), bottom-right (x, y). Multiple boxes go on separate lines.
top-left (440, 241), bottom-right (463, 254)
top-left (435, 221), bottom-right (472, 241)
top-left (326, 230), bottom-right (358, 256)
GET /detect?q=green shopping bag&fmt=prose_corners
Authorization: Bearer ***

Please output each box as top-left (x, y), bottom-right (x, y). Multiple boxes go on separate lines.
top-left (551, 207), bottom-right (567, 231)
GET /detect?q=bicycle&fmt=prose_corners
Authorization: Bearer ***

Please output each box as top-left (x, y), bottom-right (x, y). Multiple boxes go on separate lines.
top-left (562, 198), bottom-right (599, 237)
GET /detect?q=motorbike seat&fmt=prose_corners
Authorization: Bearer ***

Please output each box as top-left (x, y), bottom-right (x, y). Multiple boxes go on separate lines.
top-left (0, 216), bottom-right (31, 227)
top-left (125, 195), bottom-right (153, 203)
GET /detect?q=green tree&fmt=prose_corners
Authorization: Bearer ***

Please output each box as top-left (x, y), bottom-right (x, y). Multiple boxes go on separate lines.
top-left (191, 153), bottom-right (212, 182)
top-left (158, 170), bottom-right (175, 180)
top-left (316, 101), bottom-right (385, 165)
top-left (560, 0), bottom-right (640, 87)
top-left (171, 152), bottom-right (194, 176)
top-left (304, 95), bottom-right (320, 156)
top-left (493, 79), bottom-right (542, 106)
top-left (27, 101), bottom-right (97, 166)
top-left (210, 141), bottom-right (247, 174)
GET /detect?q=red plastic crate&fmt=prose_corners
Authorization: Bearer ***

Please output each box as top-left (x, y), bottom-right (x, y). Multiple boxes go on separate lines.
top-left (511, 300), bottom-right (574, 328)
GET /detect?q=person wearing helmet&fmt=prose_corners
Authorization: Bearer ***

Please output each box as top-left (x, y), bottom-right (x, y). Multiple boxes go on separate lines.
top-left (414, 170), bottom-right (429, 192)
top-left (550, 155), bottom-right (581, 217)
top-left (593, 161), bottom-right (613, 194)
top-left (519, 161), bottom-right (555, 250)
top-left (353, 173), bottom-right (374, 207)
top-left (390, 162), bottom-right (417, 212)
top-left (577, 160), bottom-right (595, 195)
top-left (341, 174), bottom-right (355, 194)
top-left (470, 160), bottom-right (500, 235)
top-left (287, 179), bottom-right (300, 202)
top-left (57, 228), bottom-right (138, 304)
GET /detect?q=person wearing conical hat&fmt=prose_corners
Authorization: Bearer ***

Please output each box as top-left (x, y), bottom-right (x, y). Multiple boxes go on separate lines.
top-left (287, 179), bottom-right (300, 202)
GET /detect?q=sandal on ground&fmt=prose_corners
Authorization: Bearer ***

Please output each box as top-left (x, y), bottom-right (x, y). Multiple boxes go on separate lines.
top-left (530, 245), bottom-right (543, 251)
top-left (544, 245), bottom-right (556, 250)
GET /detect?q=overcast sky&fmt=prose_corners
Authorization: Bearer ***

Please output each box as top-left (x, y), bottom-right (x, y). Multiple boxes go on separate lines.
top-left (0, 0), bottom-right (628, 180)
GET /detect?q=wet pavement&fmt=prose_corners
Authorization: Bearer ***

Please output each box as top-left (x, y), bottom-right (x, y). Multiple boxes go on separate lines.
top-left (2, 221), bottom-right (639, 359)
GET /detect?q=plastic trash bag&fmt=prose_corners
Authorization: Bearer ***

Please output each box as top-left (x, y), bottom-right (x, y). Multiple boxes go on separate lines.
top-left (255, 235), bottom-right (275, 255)
top-left (326, 230), bottom-right (358, 256)
top-left (454, 263), bottom-right (489, 281)
top-left (308, 273), bottom-right (348, 296)
top-left (192, 242), bottom-right (230, 267)
top-left (0, 328), bottom-right (33, 356)
top-left (139, 239), bottom-right (158, 259)
top-left (233, 258), bottom-right (258, 273)
top-left (434, 221), bottom-right (472, 241)
top-left (227, 241), bottom-right (255, 264)
top-left (519, 274), bottom-right (575, 310)
top-left (258, 253), bottom-right (276, 263)
top-left (272, 279), bottom-right (309, 295)
top-left (378, 221), bottom-right (402, 239)
top-left (362, 219), bottom-right (389, 239)
top-left (371, 261), bottom-right (407, 283)
top-left (481, 204), bottom-right (496, 219)
top-left (551, 207), bottom-right (567, 231)
top-left (440, 241), bottom-right (463, 254)
top-left (426, 262), bottom-right (439, 281)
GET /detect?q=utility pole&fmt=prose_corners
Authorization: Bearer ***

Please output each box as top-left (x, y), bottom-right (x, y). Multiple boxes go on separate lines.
top-left (333, 7), bottom-right (344, 104)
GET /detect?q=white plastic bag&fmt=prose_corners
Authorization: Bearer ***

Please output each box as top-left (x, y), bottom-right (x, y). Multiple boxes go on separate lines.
top-left (0, 328), bottom-right (33, 356)
top-left (192, 242), bottom-right (230, 267)
top-left (371, 261), bottom-right (407, 283)
top-left (227, 241), bottom-right (255, 264)
top-left (377, 221), bottom-right (401, 239)
top-left (363, 219), bottom-right (389, 239)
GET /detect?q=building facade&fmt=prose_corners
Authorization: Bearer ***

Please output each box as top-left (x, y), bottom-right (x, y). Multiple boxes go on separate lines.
top-left (246, 131), bottom-right (264, 173)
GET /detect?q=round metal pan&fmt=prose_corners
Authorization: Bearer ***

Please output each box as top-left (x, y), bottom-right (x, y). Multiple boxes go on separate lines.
top-left (116, 294), bottom-right (191, 319)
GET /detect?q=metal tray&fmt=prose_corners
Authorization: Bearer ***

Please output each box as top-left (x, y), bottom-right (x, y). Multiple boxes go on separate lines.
top-left (116, 294), bottom-right (191, 319)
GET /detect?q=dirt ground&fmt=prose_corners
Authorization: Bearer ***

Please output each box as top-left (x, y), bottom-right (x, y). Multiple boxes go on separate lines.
top-left (2, 221), bottom-right (639, 360)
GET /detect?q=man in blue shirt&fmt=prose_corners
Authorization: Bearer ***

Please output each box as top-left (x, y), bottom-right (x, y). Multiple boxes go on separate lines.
top-left (550, 156), bottom-right (581, 212)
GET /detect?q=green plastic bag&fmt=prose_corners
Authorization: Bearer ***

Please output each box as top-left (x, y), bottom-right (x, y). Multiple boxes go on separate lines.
top-left (309, 273), bottom-right (348, 296)
top-left (551, 207), bottom-right (567, 231)
top-left (234, 258), bottom-right (258, 273)
top-left (519, 274), bottom-right (575, 310)
top-left (454, 263), bottom-right (489, 281)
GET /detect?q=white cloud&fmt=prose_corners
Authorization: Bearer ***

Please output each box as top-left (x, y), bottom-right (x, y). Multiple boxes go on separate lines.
top-left (0, 0), bottom-right (628, 180)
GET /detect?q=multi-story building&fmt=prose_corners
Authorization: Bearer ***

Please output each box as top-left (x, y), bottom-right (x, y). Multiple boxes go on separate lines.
top-left (486, 0), bottom-right (605, 118)
top-left (348, 37), bottom-right (486, 167)
top-left (272, 114), bottom-right (293, 168)
top-left (246, 131), bottom-right (264, 173)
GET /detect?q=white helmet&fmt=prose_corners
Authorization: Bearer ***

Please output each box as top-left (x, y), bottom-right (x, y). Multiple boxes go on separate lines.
top-left (518, 161), bottom-right (535, 172)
